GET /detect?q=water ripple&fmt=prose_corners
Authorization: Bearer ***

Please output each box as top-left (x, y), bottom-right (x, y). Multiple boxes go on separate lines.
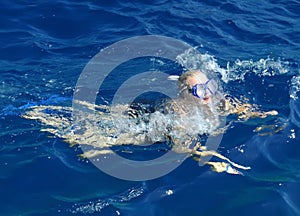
top-left (0, 0), bottom-right (300, 215)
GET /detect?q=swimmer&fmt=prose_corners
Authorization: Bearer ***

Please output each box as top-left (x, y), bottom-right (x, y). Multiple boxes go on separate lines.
top-left (169, 70), bottom-right (278, 119)
top-left (165, 70), bottom-right (279, 173)
top-left (22, 70), bottom-right (279, 175)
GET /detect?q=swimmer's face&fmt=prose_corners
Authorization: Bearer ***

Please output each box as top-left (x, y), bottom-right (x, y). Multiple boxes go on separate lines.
top-left (179, 71), bottom-right (217, 104)
top-left (186, 75), bottom-right (211, 104)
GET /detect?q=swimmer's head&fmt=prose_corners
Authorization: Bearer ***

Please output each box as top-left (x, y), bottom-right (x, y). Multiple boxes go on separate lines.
top-left (178, 70), bottom-right (219, 104)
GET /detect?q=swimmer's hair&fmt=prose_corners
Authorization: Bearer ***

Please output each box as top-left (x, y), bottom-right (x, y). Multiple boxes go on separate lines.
top-left (178, 70), bottom-right (206, 94)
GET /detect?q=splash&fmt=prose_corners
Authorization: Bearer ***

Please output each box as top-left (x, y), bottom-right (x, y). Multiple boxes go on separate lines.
top-left (23, 98), bottom-right (223, 158)
top-left (21, 49), bottom-right (290, 177)
top-left (290, 75), bottom-right (300, 100)
top-left (67, 185), bottom-right (145, 214)
top-left (222, 57), bottom-right (290, 83)
top-left (176, 48), bottom-right (290, 83)
top-left (289, 75), bottom-right (300, 128)
top-left (176, 48), bottom-right (225, 78)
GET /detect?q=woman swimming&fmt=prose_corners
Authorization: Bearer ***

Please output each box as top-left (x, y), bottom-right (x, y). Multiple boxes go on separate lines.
top-left (23, 70), bottom-right (278, 175)
top-left (165, 70), bottom-right (278, 173)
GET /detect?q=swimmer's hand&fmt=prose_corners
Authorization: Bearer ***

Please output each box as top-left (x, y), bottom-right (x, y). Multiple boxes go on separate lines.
top-left (239, 109), bottom-right (278, 120)
top-left (191, 146), bottom-right (250, 175)
top-left (264, 110), bottom-right (278, 116)
top-left (205, 162), bottom-right (244, 175)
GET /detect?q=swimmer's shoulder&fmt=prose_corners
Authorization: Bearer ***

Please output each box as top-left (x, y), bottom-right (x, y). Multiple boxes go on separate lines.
top-left (160, 98), bottom-right (189, 115)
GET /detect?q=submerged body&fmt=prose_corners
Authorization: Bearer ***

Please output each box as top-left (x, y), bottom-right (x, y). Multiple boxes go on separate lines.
top-left (23, 70), bottom-right (278, 174)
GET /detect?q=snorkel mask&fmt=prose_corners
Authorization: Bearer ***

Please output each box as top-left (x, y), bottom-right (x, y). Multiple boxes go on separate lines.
top-left (189, 79), bottom-right (218, 99)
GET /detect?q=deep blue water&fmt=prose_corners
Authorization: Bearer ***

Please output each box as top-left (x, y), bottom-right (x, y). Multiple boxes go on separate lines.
top-left (1, 0), bottom-right (300, 215)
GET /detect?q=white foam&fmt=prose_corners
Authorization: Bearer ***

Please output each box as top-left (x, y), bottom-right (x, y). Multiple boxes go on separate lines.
top-left (176, 48), bottom-right (290, 83)
top-left (290, 75), bottom-right (300, 100)
top-left (289, 75), bottom-right (300, 128)
top-left (176, 48), bottom-right (225, 78)
top-left (70, 186), bottom-right (144, 214)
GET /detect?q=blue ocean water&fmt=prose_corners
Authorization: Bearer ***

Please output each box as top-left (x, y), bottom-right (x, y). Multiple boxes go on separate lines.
top-left (1, 0), bottom-right (300, 215)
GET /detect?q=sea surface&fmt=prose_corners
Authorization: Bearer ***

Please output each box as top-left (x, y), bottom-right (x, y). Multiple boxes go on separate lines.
top-left (1, 0), bottom-right (300, 215)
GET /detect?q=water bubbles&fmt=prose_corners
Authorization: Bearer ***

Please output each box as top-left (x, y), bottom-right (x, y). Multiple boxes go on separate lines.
top-left (176, 48), bottom-right (290, 86)
top-left (176, 48), bottom-right (224, 77)
top-left (221, 57), bottom-right (290, 83)
top-left (69, 186), bottom-right (144, 214)
top-left (289, 75), bottom-right (300, 128)
top-left (165, 189), bottom-right (173, 195)
top-left (235, 144), bottom-right (246, 153)
top-left (290, 75), bottom-right (300, 100)
top-left (288, 129), bottom-right (296, 139)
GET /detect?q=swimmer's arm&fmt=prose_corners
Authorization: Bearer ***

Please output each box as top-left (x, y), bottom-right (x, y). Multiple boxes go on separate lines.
top-left (223, 96), bottom-right (278, 120)
top-left (189, 143), bottom-right (250, 175)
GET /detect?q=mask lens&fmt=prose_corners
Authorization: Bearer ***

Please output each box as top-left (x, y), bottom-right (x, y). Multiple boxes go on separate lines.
top-left (195, 84), bottom-right (206, 98)
top-left (206, 79), bottom-right (218, 95)
top-left (191, 79), bottom-right (218, 99)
